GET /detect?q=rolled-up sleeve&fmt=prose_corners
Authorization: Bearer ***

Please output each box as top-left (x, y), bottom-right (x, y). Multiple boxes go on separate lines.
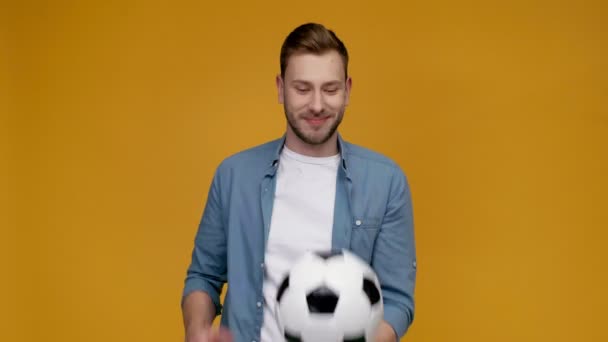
top-left (373, 166), bottom-right (416, 338)
top-left (182, 167), bottom-right (227, 316)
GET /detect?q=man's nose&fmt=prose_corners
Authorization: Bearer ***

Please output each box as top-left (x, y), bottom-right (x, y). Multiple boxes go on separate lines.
top-left (309, 91), bottom-right (323, 114)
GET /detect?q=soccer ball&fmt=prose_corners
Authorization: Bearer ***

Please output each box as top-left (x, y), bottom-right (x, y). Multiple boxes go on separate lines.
top-left (275, 249), bottom-right (383, 342)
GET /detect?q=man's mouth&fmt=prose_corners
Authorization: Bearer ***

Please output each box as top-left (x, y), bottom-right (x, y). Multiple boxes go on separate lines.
top-left (305, 116), bottom-right (329, 126)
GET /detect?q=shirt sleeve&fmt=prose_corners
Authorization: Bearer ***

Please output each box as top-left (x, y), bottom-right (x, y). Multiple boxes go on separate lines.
top-left (372, 165), bottom-right (417, 338)
top-left (182, 167), bottom-right (228, 316)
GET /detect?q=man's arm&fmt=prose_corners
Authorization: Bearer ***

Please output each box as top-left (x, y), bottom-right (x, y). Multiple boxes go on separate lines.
top-left (375, 320), bottom-right (398, 342)
top-left (182, 167), bottom-right (229, 341)
top-left (182, 291), bottom-right (217, 339)
top-left (373, 165), bottom-right (417, 339)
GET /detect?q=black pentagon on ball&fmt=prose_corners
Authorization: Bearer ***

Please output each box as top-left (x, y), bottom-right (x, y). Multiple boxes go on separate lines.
top-left (362, 277), bottom-right (381, 305)
top-left (285, 331), bottom-right (366, 342)
top-left (284, 331), bottom-right (302, 342)
top-left (306, 286), bottom-right (339, 313)
top-left (276, 275), bottom-right (290, 302)
top-left (315, 250), bottom-right (344, 260)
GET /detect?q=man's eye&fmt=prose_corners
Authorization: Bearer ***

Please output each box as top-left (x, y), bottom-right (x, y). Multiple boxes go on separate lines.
top-left (324, 88), bottom-right (338, 94)
top-left (296, 87), bottom-right (310, 93)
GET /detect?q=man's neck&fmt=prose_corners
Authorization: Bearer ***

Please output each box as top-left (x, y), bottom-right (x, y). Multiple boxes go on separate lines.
top-left (284, 133), bottom-right (339, 157)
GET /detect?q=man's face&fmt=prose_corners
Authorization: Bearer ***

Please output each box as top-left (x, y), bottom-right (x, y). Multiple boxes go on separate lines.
top-left (277, 50), bottom-right (352, 146)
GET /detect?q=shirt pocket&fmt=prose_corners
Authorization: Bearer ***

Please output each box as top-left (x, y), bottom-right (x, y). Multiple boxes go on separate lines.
top-left (349, 217), bottom-right (382, 264)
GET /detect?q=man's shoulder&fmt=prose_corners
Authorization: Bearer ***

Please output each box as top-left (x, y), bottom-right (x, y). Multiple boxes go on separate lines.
top-left (218, 137), bottom-right (282, 170)
top-left (342, 140), bottom-right (401, 171)
top-left (342, 140), bottom-right (410, 192)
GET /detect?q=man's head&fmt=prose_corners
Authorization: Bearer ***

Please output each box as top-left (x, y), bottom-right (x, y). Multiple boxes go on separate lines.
top-left (280, 23), bottom-right (349, 79)
top-left (277, 23), bottom-right (352, 154)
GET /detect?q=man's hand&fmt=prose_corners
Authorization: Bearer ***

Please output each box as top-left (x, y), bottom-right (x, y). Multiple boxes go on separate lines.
top-left (375, 320), bottom-right (398, 342)
top-left (186, 326), bottom-right (233, 342)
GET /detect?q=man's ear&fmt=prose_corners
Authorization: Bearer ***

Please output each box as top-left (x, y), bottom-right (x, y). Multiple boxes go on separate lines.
top-left (276, 75), bottom-right (284, 104)
top-left (345, 76), bottom-right (353, 106)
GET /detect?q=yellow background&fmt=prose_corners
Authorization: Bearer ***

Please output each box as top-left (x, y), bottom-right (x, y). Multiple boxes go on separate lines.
top-left (3, 0), bottom-right (607, 341)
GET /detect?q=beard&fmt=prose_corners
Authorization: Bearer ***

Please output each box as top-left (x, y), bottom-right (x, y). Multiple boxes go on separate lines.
top-left (284, 105), bottom-right (345, 146)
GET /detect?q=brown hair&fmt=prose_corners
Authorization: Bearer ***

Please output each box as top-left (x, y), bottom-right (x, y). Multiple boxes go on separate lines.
top-left (280, 23), bottom-right (349, 78)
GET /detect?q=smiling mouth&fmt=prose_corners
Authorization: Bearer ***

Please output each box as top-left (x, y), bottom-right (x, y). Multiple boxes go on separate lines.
top-left (305, 117), bottom-right (329, 126)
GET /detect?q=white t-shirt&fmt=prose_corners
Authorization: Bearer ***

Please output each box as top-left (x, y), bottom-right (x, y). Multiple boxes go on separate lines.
top-left (260, 145), bottom-right (340, 342)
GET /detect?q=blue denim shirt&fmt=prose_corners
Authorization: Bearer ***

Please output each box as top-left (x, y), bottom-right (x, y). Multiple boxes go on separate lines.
top-left (183, 135), bottom-right (416, 341)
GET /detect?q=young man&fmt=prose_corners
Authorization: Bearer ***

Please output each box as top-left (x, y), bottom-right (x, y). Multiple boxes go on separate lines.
top-left (182, 23), bottom-right (416, 342)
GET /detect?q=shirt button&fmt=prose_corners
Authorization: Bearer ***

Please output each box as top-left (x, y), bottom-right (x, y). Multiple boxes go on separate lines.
top-left (260, 263), bottom-right (264, 268)
top-left (256, 301), bottom-right (262, 307)
top-left (355, 219), bottom-right (362, 226)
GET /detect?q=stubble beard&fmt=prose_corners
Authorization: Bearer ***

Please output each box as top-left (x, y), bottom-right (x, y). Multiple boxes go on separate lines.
top-left (284, 105), bottom-right (345, 146)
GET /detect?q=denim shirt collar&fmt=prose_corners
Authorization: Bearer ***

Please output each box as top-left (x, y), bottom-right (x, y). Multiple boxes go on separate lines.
top-left (266, 133), bottom-right (351, 179)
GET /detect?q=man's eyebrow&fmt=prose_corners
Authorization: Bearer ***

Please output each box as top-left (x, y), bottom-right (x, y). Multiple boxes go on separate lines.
top-left (290, 80), bottom-right (313, 86)
top-left (290, 80), bottom-right (344, 86)
top-left (322, 81), bottom-right (343, 87)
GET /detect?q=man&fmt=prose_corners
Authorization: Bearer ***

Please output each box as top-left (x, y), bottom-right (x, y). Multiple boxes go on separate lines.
top-left (182, 23), bottom-right (416, 342)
